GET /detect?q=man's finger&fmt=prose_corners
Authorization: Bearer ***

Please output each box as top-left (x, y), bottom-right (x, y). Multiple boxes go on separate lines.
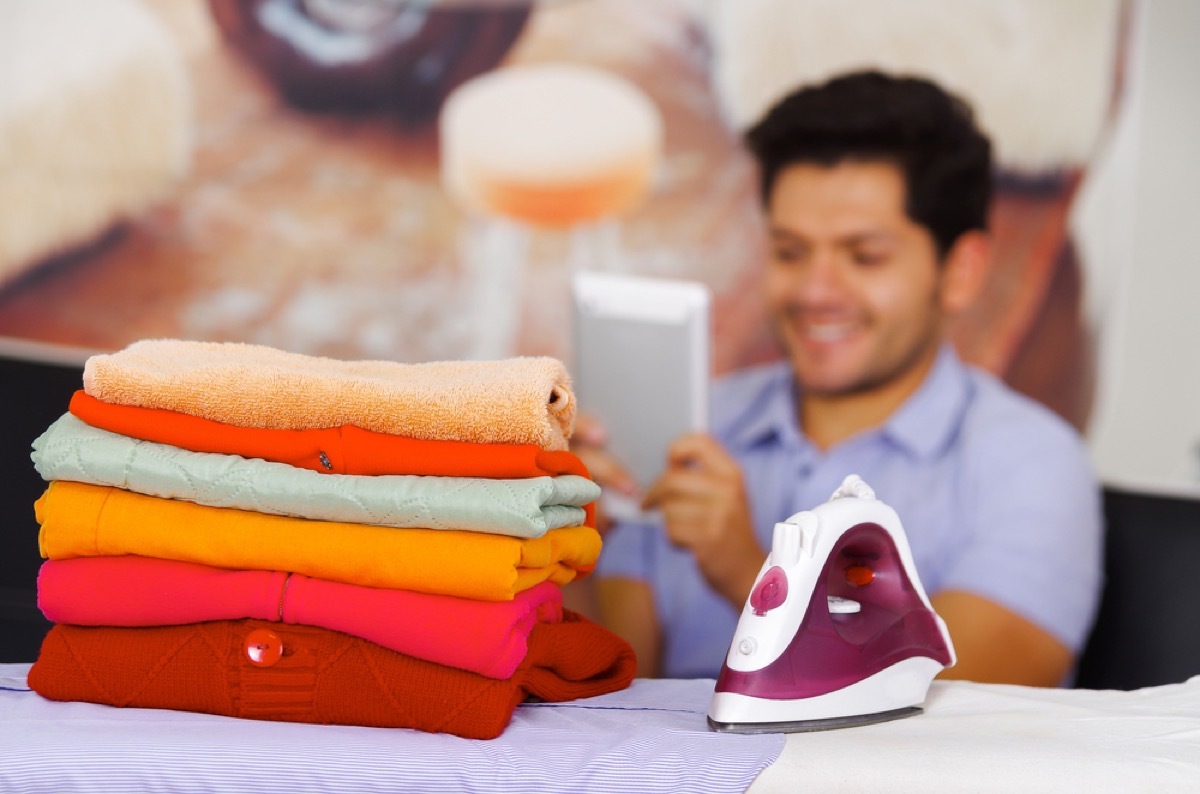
top-left (642, 466), bottom-right (722, 509)
top-left (579, 448), bottom-right (639, 496)
top-left (664, 433), bottom-right (741, 477)
top-left (572, 413), bottom-right (608, 446)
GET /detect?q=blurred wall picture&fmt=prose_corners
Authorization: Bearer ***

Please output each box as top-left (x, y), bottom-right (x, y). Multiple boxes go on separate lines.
top-left (0, 0), bottom-right (1126, 431)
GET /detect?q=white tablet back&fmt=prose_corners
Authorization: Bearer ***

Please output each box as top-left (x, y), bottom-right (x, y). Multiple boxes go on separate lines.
top-left (571, 271), bottom-right (711, 520)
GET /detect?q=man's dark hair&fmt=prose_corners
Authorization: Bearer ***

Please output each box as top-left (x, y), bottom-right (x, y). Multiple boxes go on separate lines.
top-left (744, 69), bottom-right (993, 257)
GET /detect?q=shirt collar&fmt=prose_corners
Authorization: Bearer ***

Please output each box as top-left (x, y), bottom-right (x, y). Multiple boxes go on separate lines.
top-left (720, 345), bottom-right (971, 460)
top-left (720, 362), bottom-right (805, 452)
top-left (879, 343), bottom-right (972, 460)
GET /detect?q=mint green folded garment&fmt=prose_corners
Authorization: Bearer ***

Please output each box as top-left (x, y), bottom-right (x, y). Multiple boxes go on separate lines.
top-left (32, 414), bottom-right (599, 538)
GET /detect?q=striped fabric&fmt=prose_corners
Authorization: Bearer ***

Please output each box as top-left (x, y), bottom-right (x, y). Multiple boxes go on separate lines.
top-left (0, 666), bottom-right (783, 793)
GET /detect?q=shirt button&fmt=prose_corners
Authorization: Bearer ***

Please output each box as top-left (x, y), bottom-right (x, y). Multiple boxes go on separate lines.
top-left (244, 628), bottom-right (283, 667)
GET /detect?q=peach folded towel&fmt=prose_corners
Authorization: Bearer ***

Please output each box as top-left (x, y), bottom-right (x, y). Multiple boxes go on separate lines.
top-left (38, 558), bottom-right (563, 679)
top-left (36, 481), bottom-right (601, 600)
top-left (82, 339), bottom-right (576, 451)
top-left (28, 611), bottom-right (637, 739)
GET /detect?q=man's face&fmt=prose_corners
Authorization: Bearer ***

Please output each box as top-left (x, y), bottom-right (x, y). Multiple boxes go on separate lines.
top-left (764, 160), bottom-right (948, 399)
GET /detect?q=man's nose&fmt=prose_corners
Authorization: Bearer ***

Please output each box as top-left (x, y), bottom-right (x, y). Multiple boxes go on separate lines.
top-left (793, 251), bottom-right (846, 300)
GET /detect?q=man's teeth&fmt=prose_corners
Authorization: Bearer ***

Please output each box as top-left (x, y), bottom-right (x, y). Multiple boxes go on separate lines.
top-left (804, 323), bottom-right (855, 341)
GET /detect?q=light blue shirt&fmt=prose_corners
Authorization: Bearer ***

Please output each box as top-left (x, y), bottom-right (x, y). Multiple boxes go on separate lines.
top-left (594, 344), bottom-right (1104, 679)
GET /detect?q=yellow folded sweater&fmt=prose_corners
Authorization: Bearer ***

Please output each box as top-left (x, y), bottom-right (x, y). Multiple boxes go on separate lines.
top-left (36, 481), bottom-right (600, 601)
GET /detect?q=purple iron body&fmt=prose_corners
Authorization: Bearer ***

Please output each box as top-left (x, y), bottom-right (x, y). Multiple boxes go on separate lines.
top-left (708, 474), bottom-right (955, 733)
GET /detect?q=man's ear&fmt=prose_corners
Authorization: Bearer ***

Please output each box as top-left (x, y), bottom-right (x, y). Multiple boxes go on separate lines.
top-left (939, 230), bottom-right (993, 314)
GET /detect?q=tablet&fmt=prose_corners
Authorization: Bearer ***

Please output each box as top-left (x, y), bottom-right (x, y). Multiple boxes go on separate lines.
top-left (571, 271), bottom-right (711, 521)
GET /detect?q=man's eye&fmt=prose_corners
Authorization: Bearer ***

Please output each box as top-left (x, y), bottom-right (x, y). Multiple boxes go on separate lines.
top-left (852, 251), bottom-right (886, 266)
top-left (772, 247), bottom-right (806, 263)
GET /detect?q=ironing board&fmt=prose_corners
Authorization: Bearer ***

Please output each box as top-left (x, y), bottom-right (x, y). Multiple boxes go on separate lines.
top-left (754, 675), bottom-right (1200, 792)
top-left (2, 663), bottom-right (1198, 792)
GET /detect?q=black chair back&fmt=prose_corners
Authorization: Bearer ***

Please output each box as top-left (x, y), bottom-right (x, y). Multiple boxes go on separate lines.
top-left (0, 346), bottom-right (85, 662)
top-left (1075, 486), bottom-right (1200, 690)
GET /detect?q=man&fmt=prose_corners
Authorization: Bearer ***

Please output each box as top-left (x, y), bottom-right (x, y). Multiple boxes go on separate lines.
top-left (577, 70), bottom-right (1103, 686)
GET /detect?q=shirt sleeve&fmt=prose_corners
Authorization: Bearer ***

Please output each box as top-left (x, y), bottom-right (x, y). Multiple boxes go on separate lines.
top-left (938, 408), bottom-right (1105, 654)
top-left (592, 517), bottom-right (658, 582)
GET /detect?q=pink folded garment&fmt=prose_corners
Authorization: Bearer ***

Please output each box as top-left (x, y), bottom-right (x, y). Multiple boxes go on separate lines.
top-left (82, 339), bottom-right (576, 450)
top-left (37, 557), bottom-right (563, 679)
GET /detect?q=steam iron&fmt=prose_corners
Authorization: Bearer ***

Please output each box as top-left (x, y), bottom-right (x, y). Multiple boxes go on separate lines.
top-left (708, 474), bottom-right (955, 733)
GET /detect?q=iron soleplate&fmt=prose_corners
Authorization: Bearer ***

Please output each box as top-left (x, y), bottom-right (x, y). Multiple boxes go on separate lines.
top-left (707, 705), bottom-right (922, 734)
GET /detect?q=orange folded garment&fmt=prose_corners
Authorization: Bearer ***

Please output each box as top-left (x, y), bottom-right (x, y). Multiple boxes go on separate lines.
top-left (28, 612), bottom-right (636, 739)
top-left (69, 391), bottom-right (591, 479)
top-left (36, 481), bottom-right (601, 600)
top-left (82, 339), bottom-right (576, 450)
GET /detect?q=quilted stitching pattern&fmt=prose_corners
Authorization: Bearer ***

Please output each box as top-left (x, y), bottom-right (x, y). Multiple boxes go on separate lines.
top-left (33, 414), bottom-right (599, 537)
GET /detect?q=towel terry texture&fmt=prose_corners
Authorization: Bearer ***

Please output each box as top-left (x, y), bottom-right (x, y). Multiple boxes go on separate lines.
top-left (28, 611), bottom-right (637, 739)
top-left (33, 414), bottom-right (598, 537)
top-left (68, 390), bottom-right (591, 478)
top-left (82, 340), bottom-right (576, 450)
top-left (36, 480), bottom-right (601, 600)
top-left (38, 558), bottom-right (563, 679)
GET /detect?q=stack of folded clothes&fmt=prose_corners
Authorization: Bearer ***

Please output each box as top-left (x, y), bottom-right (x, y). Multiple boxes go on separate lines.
top-left (27, 339), bottom-right (635, 739)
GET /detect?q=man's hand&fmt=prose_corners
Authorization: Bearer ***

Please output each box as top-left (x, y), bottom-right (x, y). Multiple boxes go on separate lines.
top-left (569, 413), bottom-right (638, 535)
top-left (641, 433), bottom-right (765, 608)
